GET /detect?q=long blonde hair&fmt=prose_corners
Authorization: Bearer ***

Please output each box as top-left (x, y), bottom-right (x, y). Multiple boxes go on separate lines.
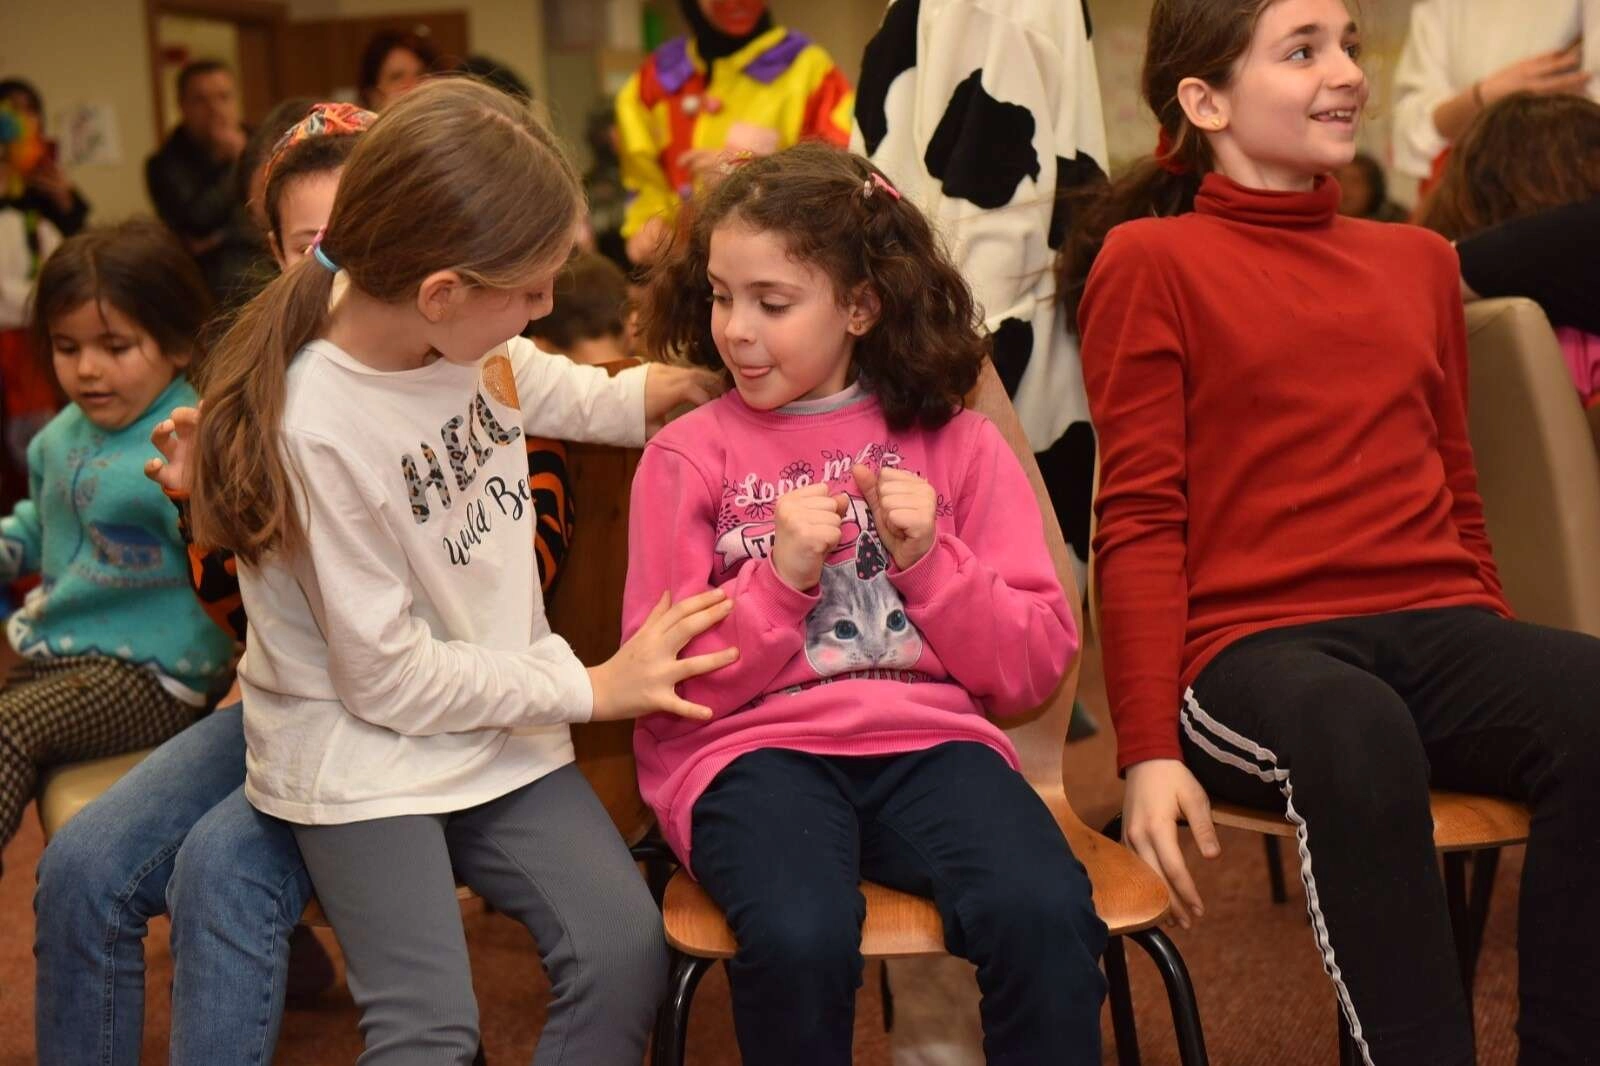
top-left (189, 78), bottom-right (581, 564)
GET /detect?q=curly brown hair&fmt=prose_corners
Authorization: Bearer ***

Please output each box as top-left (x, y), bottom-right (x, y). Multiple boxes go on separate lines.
top-left (637, 141), bottom-right (985, 431)
top-left (1418, 92), bottom-right (1600, 242)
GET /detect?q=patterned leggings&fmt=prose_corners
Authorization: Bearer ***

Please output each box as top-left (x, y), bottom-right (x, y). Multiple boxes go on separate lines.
top-left (0, 655), bottom-right (196, 859)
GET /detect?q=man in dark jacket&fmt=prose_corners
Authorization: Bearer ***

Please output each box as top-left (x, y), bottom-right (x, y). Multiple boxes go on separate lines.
top-left (144, 60), bottom-right (258, 302)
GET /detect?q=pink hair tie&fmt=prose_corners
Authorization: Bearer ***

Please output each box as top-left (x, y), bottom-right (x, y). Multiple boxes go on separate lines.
top-left (863, 171), bottom-right (902, 201)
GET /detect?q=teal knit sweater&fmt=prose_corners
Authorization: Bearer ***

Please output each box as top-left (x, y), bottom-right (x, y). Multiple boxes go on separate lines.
top-left (0, 376), bottom-right (235, 701)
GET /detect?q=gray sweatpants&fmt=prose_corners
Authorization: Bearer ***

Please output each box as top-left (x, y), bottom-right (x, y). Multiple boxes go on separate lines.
top-left (292, 762), bottom-right (666, 1066)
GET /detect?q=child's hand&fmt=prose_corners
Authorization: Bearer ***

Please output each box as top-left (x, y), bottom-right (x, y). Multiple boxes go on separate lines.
top-left (644, 364), bottom-right (724, 437)
top-left (144, 404), bottom-right (202, 497)
top-left (771, 482), bottom-right (848, 591)
top-left (853, 464), bottom-right (937, 571)
top-left (587, 589), bottom-right (739, 722)
top-left (1123, 758), bottom-right (1223, 930)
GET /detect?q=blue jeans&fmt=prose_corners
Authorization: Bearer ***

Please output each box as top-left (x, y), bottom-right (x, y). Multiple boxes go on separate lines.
top-left (33, 703), bottom-right (312, 1066)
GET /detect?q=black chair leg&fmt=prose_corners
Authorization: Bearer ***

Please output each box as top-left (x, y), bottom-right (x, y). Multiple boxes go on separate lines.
top-left (1128, 927), bottom-right (1209, 1066)
top-left (1444, 847), bottom-right (1502, 1002)
top-left (630, 834), bottom-right (678, 908)
top-left (1104, 934), bottom-right (1142, 1066)
top-left (879, 958), bottom-right (895, 1032)
top-left (651, 950), bottom-right (714, 1066)
top-left (1263, 835), bottom-right (1289, 904)
top-left (1443, 851), bottom-right (1474, 999)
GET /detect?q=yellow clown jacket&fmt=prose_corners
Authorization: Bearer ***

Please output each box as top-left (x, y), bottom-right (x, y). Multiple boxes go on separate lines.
top-left (615, 25), bottom-right (854, 239)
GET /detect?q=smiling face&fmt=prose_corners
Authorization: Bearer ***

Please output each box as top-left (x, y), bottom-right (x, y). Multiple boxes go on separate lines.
top-left (50, 301), bottom-right (188, 430)
top-left (1199, 0), bottom-right (1367, 190)
top-left (706, 221), bottom-right (870, 409)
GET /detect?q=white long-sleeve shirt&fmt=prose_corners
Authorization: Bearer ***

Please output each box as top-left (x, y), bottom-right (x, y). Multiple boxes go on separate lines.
top-left (239, 337), bottom-right (646, 824)
top-left (1390, 0), bottom-right (1597, 179)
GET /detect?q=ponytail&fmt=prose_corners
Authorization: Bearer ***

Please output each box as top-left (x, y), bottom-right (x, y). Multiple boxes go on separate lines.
top-left (188, 257), bottom-right (335, 564)
top-left (1057, 154), bottom-right (1201, 335)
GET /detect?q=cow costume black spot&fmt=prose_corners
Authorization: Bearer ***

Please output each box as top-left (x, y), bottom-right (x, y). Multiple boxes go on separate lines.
top-left (851, 0), bottom-right (1108, 574)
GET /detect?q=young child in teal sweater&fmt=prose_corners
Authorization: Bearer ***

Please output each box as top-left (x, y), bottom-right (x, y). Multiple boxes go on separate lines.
top-left (0, 219), bottom-right (232, 871)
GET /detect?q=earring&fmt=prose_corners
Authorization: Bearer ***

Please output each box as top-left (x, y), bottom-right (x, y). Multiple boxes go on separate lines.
top-left (1211, 117), bottom-right (1224, 128)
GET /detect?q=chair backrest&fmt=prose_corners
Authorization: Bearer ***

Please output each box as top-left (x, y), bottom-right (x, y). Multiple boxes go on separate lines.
top-left (546, 360), bottom-right (654, 846)
top-left (1464, 298), bottom-right (1600, 637)
top-left (964, 361), bottom-right (1084, 802)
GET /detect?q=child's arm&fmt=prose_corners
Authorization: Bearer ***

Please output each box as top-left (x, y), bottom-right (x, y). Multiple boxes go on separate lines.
top-left (0, 434), bottom-right (49, 581)
top-left (1430, 237), bottom-right (1508, 604)
top-left (508, 339), bottom-right (719, 446)
top-left (623, 443), bottom-right (817, 719)
top-left (148, 405), bottom-right (246, 641)
top-left (1078, 224), bottom-right (1192, 771)
top-left (867, 421), bottom-right (1077, 717)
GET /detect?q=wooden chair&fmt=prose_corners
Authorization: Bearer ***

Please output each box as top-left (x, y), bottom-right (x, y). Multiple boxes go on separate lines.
top-left (650, 362), bottom-right (1209, 1066)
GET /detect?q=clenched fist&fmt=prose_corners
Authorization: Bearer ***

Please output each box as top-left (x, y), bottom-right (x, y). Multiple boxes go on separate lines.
top-left (771, 481), bottom-right (848, 591)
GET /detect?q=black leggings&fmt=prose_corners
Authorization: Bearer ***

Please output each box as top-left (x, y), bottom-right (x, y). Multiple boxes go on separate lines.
top-left (1185, 607), bottom-right (1600, 1066)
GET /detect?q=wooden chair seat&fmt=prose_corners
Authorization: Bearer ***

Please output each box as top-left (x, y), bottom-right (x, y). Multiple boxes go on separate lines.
top-left (664, 790), bottom-right (1172, 960)
top-left (37, 748), bottom-right (155, 841)
top-left (1210, 791), bottom-right (1530, 852)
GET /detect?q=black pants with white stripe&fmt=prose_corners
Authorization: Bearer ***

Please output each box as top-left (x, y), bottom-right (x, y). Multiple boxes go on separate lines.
top-left (1184, 607), bottom-right (1600, 1066)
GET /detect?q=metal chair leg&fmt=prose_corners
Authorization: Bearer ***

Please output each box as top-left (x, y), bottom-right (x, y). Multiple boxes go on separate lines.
top-left (630, 834), bottom-right (678, 908)
top-left (1443, 851), bottom-right (1474, 999)
top-left (1443, 847), bottom-right (1502, 1002)
top-left (1104, 934), bottom-right (1142, 1066)
top-left (651, 950), bottom-right (714, 1066)
top-left (879, 958), bottom-right (895, 1032)
top-left (1128, 927), bottom-right (1209, 1066)
top-left (1263, 835), bottom-right (1289, 904)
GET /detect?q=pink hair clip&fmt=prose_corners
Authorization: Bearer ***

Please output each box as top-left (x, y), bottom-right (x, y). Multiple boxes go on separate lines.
top-left (863, 171), bottom-right (902, 202)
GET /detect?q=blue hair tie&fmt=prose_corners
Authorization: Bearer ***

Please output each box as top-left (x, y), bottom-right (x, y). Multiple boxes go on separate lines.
top-left (309, 227), bottom-right (338, 272)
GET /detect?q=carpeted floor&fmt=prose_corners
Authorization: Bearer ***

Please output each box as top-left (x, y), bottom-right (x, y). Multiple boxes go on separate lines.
top-left (0, 640), bottom-right (1524, 1064)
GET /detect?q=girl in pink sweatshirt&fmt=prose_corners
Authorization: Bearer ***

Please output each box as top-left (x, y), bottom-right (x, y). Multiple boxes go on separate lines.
top-left (626, 142), bottom-right (1106, 1065)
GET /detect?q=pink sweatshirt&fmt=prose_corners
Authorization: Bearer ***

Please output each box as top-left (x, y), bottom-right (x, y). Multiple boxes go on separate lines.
top-left (624, 385), bottom-right (1077, 870)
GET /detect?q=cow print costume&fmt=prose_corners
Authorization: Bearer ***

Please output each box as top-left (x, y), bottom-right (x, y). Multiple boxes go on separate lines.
top-left (852, 0), bottom-right (1106, 582)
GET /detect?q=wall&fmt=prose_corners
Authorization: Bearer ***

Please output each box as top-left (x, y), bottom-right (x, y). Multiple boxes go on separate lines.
top-left (0, 2), bottom-right (160, 222)
top-left (292, 0), bottom-right (549, 101)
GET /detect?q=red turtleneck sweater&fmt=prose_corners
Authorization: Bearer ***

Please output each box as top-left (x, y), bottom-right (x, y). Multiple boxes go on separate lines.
top-left (1079, 174), bottom-right (1509, 771)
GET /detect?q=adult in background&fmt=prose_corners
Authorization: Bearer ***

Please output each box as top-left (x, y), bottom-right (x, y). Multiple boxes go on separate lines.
top-left (1392, 0), bottom-right (1594, 198)
top-left (0, 79), bottom-right (90, 239)
top-left (358, 29), bottom-right (438, 111)
top-left (615, 0), bottom-right (853, 265)
top-left (1335, 152), bottom-right (1407, 223)
top-left (144, 60), bottom-right (256, 303)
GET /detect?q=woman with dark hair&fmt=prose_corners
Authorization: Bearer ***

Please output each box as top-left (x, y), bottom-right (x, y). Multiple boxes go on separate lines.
top-left (1334, 151), bottom-right (1406, 221)
top-left (357, 30), bottom-right (438, 111)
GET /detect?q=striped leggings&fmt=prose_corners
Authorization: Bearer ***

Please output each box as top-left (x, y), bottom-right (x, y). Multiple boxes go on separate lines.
top-left (1183, 607), bottom-right (1600, 1066)
top-left (0, 655), bottom-right (195, 861)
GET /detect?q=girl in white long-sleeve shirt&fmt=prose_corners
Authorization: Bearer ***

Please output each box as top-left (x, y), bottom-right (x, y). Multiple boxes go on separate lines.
top-left (186, 78), bottom-right (733, 1066)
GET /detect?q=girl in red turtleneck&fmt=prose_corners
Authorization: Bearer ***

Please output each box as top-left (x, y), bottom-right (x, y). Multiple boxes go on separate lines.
top-left (1063, 1), bottom-right (1600, 1063)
